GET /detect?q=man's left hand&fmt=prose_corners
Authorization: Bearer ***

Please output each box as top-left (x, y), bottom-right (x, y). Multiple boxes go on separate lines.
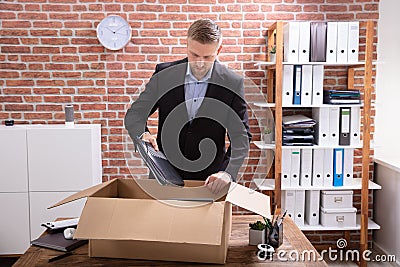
top-left (204, 172), bottom-right (231, 194)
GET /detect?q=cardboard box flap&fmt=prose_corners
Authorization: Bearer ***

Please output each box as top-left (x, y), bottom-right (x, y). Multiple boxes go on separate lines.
top-left (225, 183), bottom-right (271, 219)
top-left (74, 197), bottom-right (225, 245)
top-left (48, 179), bottom-right (117, 209)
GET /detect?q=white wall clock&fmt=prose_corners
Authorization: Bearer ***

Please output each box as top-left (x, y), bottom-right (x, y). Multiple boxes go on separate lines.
top-left (96, 15), bottom-right (132, 51)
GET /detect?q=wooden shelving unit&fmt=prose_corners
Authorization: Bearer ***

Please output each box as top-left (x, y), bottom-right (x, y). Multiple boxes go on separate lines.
top-left (360, 20), bottom-right (374, 267)
top-left (253, 178), bottom-right (381, 191)
top-left (257, 21), bottom-right (377, 267)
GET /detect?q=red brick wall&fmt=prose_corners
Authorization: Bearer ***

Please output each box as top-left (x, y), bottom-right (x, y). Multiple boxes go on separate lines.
top-left (0, 0), bottom-right (379, 248)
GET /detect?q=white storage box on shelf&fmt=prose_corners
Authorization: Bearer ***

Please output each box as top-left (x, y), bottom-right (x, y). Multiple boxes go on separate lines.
top-left (320, 207), bottom-right (357, 228)
top-left (320, 190), bottom-right (353, 209)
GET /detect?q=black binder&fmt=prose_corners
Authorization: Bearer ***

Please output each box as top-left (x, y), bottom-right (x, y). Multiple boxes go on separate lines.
top-left (31, 232), bottom-right (87, 252)
top-left (133, 137), bottom-right (184, 187)
top-left (339, 107), bottom-right (351, 145)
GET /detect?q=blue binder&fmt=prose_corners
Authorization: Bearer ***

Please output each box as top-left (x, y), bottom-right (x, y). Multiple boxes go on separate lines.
top-left (293, 65), bottom-right (302, 105)
top-left (333, 148), bottom-right (344, 186)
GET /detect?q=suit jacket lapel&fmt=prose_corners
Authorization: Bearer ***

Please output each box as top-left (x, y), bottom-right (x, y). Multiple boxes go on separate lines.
top-left (164, 60), bottom-right (189, 123)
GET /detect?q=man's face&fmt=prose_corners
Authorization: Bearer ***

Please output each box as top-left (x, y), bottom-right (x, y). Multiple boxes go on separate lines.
top-left (187, 38), bottom-right (221, 80)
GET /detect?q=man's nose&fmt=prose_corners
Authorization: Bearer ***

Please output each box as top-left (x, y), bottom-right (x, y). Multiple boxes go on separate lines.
top-left (196, 59), bottom-right (205, 67)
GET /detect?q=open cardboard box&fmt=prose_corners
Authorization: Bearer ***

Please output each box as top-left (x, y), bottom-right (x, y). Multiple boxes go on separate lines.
top-left (50, 178), bottom-right (270, 264)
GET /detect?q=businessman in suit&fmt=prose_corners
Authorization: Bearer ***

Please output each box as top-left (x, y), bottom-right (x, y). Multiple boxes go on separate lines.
top-left (125, 19), bottom-right (251, 194)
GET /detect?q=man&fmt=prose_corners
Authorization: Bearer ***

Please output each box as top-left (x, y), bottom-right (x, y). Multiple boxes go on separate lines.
top-left (124, 19), bottom-right (251, 194)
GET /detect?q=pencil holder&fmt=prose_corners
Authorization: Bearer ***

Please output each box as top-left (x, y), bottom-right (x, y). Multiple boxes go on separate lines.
top-left (265, 223), bottom-right (283, 249)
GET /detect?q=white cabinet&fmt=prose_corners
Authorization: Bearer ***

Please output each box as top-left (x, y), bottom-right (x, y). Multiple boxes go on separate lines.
top-left (0, 124), bottom-right (102, 254)
top-left (0, 193), bottom-right (30, 254)
top-left (0, 126), bottom-right (28, 192)
top-left (27, 125), bottom-right (102, 191)
top-left (0, 126), bottom-right (30, 254)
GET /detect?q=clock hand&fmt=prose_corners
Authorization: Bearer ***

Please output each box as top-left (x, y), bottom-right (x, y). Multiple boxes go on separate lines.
top-left (114, 25), bottom-right (128, 33)
top-left (115, 32), bottom-right (129, 36)
top-left (105, 26), bottom-right (116, 34)
top-left (105, 25), bottom-right (127, 35)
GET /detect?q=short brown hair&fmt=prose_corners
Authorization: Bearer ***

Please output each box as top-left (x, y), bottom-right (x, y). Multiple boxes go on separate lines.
top-left (187, 19), bottom-right (221, 44)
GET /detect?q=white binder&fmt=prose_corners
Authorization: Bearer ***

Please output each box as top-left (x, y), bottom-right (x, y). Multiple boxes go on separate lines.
top-left (305, 190), bottom-right (320, 226)
top-left (298, 21), bottom-right (311, 62)
top-left (329, 107), bottom-right (340, 146)
top-left (350, 106), bottom-right (361, 146)
top-left (290, 149), bottom-right (301, 187)
top-left (300, 149), bottom-right (312, 187)
top-left (282, 149), bottom-right (292, 187)
top-left (282, 65), bottom-right (294, 106)
top-left (312, 107), bottom-right (330, 146)
top-left (282, 190), bottom-right (296, 219)
top-left (337, 22), bottom-right (349, 63)
top-left (283, 22), bottom-right (300, 63)
top-left (301, 65), bottom-right (313, 106)
top-left (312, 65), bottom-right (324, 105)
top-left (326, 22), bottom-right (338, 63)
top-left (343, 148), bottom-right (354, 186)
top-left (347, 21), bottom-right (359, 63)
top-left (323, 148), bottom-right (334, 187)
top-left (310, 22), bottom-right (327, 62)
top-left (294, 190), bottom-right (305, 226)
top-left (312, 149), bottom-right (324, 187)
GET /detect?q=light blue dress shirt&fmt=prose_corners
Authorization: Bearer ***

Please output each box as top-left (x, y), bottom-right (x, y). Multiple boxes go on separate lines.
top-left (184, 63), bottom-right (213, 121)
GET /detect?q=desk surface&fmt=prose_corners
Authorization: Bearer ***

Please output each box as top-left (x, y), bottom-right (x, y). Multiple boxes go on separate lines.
top-left (14, 215), bottom-right (328, 266)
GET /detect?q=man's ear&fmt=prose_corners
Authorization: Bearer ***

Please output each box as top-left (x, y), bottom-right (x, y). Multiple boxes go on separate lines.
top-left (217, 45), bottom-right (222, 55)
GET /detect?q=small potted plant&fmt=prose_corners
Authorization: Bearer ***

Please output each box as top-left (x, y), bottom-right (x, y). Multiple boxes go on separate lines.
top-left (269, 45), bottom-right (276, 62)
top-left (263, 127), bottom-right (273, 144)
top-left (249, 220), bottom-right (266, 245)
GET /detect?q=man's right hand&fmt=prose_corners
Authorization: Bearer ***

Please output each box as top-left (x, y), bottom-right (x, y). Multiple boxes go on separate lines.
top-left (141, 132), bottom-right (159, 151)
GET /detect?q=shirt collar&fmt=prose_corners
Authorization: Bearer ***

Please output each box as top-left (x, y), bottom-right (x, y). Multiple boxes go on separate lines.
top-left (186, 62), bottom-right (214, 82)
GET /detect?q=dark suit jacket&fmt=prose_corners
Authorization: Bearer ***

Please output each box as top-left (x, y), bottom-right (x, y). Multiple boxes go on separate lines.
top-left (125, 58), bottom-right (251, 181)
